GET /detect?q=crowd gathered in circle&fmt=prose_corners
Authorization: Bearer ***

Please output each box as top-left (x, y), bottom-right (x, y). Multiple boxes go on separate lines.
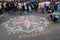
top-left (0, 0), bottom-right (60, 23)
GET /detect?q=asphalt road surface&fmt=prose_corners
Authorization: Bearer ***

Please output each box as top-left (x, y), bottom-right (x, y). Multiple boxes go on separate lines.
top-left (0, 11), bottom-right (60, 40)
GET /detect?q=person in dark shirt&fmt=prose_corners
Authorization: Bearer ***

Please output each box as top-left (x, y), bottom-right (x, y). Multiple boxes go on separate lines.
top-left (0, 1), bottom-right (3, 18)
top-left (10, 1), bottom-right (16, 14)
top-left (6, 1), bottom-right (11, 15)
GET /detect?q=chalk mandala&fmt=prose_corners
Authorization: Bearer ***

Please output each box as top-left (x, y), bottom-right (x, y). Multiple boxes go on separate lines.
top-left (1, 15), bottom-right (51, 38)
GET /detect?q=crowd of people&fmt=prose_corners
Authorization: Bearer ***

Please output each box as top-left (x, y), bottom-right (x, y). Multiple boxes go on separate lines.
top-left (0, 0), bottom-right (60, 23)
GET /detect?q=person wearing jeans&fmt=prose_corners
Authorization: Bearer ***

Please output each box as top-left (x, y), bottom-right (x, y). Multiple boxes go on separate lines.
top-left (18, 1), bottom-right (23, 15)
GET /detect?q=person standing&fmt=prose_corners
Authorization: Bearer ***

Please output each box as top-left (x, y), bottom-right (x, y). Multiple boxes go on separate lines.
top-left (44, 0), bottom-right (50, 13)
top-left (57, 0), bottom-right (60, 11)
top-left (54, 1), bottom-right (57, 11)
top-left (3, 1), bottom-right (7, 12)
top-left (7, 1), bottom-right (11, 15)
top-left (28, 3), bottom-right (32, 12)
top-left (18, 1), bottom-right (23, 15)
top-left (24, 2), bottom-right (27, 13)
top-left (14, 2), bottom-right (18, 14)
top-left (50, 0), bottom-right (55, 12)
top-left (0, 1), bottom-right (3, 18)
top-left (10, 1), bottom-right (15, 14)
top-left (38, 1), bottom-right (44, 13)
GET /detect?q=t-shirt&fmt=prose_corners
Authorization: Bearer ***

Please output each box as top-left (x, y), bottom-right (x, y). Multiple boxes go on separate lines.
top-left (18, 3), bottom-right (22, 9)
top-left (55, 15), bottom-right (59, 19)
top-left (52, 12), bottom-right (59, 19)
top-left (24, 2), bottom-right (26, 6)
top-left (44, 1), bottom-right (50, 6)
top-left (57, 2), bottom-right (60, 5)
top-left (38, 2), bottom-right (44, 8)
top-left (51, 2), bottom-right (55, 5)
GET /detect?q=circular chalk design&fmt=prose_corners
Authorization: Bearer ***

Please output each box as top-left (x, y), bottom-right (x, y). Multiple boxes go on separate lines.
top-left (1, 15), bottom-right (50, 33)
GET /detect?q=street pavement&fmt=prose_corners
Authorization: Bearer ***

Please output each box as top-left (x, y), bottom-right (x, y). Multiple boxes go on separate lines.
top-left (0, 11), bottom-right (60, 40)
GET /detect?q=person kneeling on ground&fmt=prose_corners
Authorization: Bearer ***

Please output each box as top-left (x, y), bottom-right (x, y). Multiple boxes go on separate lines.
top-left (52, 11), bottom-right (59, 23)
top-left (48, 10), bottom-right (60, 23)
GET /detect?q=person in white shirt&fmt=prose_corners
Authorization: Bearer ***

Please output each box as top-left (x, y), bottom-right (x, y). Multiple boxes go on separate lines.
top-left (24, 2), bottom-right (27, 11)
top-left (38, 1), bottom-right (44, 13)
top-left (28, 3), bottom-right (32, 12)
top-left (44, 0), bottom-right (51, 12)
top-left (23, 2), bottom-right (27, 13)
top-left (18, 1), bottom-right (23, 15)
top-left (18, 2), bottom-right (22, 9)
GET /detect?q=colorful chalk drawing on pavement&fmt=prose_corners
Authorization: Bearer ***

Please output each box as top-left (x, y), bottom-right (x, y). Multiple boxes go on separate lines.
top-left (1, 15), bottom-right (51, 38)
